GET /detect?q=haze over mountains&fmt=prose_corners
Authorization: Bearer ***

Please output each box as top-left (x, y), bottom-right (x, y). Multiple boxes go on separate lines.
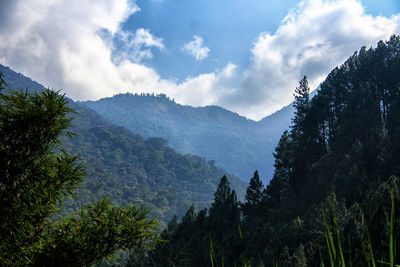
top-left (81, 92), bottom-right (295, 181)
top-left (0, 64), bottom-right (246, 223)
top-left (4, 35), bottom-right (400, 266)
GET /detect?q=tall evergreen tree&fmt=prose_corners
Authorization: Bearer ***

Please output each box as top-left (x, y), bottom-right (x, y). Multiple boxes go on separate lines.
top-left (264, 130), bottom-right (292, 211)
top-left (291, 75), bottom-right (310, 137)
top-left (211, 175), bottom-right (231, 210)
top-left (290, 76), bottom-right (313, 190)
top-left (243, 170), bottom-right (264, 220)
top-left (149, 36), bottom-right (400, 267)
top-left (245, 170), bottom-right (264, 205)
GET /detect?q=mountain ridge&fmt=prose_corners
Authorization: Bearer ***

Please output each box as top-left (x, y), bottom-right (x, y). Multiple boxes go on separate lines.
top-left (81, 92), bottom-right (293, 181)
top-left (0, 64), bottom-right (246, 224)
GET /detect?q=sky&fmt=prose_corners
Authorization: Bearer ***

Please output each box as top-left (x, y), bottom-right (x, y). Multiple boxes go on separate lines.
top-left (0, 0), bottom-right (399, 120)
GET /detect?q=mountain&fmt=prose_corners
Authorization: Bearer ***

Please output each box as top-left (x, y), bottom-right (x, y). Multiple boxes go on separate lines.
top-left (80, 93), bottom-right (293, 182)
top-left (0, 64), bottom-right (246, 224)
top-left (0, 64), bottom-right (45, 95)
top-left (147, 36), bottom-right (400, 266)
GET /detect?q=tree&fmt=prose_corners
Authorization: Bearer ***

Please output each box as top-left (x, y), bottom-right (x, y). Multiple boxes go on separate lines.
top-left (290, 76), bottom-right (314, 190)
top-left (211, 175), bottom-right (231, 210)
top-left (291, 75), bottom-right (310, 137)
top-left (208, 175), bottom-right (242, 266)
top-left (264, 130), bottom-right (292, 210)
top-left (245, 170), bottom-right (263, 205)
top-left (0, 80), bottom-right (159, 265)
top-left (242, 170), bottom-right (264, 220)
top-left (209, 175), bottom-right (239, 227)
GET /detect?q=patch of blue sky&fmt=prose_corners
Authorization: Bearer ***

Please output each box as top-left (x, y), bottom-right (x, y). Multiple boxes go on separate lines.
top-left (116, 0), bottom-right (399, 82)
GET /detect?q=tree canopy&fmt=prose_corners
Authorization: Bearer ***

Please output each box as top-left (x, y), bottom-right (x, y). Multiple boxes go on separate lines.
top-left (148, 35), bottom-right (400, 267)
top-left (0, 83), bottom-right (159, 265)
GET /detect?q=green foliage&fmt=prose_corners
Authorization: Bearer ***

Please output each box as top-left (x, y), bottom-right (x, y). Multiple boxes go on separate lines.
top-left (321, 191), bottom-right (400, 267)
top-left (245, 170), bottom-right (263, 205)
top-left (0, 72), bottom-right (7, 91)
top-left (148, 176), bottom-right (244, 266)
top-left (0, 88), bottom-right (83, 264)
top-left (0, 64), bottom-right (246, 227)
top-left (150, 35), bottom-right (400, 267)
top-left (35, 198), bottom-right (159, 265)
top-left (64, 121), bottom-right (245, 224)
top-left (291, 75), bottom-right (310, 137)
top-left (0, 82), bottom-right (159, 265)
top-left (322, 203), bottom-right (347, 267)
top-left (80, 91), bottom-right (289, 180)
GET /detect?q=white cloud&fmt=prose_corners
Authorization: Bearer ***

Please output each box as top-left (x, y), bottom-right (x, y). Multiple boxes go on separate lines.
top-left (114, 28), bottom-right (165, 63)
top-left (182, 35), bottom-right (210, 61)
top-left (0, 0), bottom-right (399, 120)
top-left (227, 0), bottom-right (400, 119)
top-left (0, 0), bottom-right (142, 100)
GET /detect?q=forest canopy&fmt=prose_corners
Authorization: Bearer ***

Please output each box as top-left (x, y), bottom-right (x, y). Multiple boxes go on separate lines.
top-left (147, 35), bottom-right (400, 267)
top-left (0, 82), bottom-right (160, 265)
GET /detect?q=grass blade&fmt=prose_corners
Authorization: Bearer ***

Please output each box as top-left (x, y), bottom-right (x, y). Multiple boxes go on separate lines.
top-left (390, 190), bottom-right (395, 267)
top-left (210, 236), bottom-right (215, 267)
top-left (366, 223), bottom-right (377, 267)
top-left (323, 211), bottom-right (337, 266)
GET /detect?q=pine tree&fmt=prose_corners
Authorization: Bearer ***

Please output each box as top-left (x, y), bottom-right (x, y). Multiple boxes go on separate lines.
top-left (245, 170), bottom-right (264, 205)
top-left (264, 130), bottom-right (292, 210)
top-left (211, 175), bottom-right (231, 210)
top-left (209, 175), bottom-right (242, 266)
top-left (291, 75), bottom-right (310, 137)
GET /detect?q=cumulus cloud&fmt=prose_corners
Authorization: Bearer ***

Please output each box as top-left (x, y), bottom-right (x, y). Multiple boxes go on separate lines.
top-left (0, 0), bottom-right (399, 120)
top-left (182, 35), bottom-right (210, 61)
top-left (0, 0), bottom-right (141, 100)
top-left (225, 0), bottom-right (400, 119)
top-left (114, 28), bottom-right (165, 63)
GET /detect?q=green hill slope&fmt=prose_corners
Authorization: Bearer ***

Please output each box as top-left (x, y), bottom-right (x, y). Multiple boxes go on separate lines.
top-left (148, 36), bottom-right (400, 266)
top-left (81, 92), bottom-right (290, 182)
top-left (0, 65), bottom-right (246, 224)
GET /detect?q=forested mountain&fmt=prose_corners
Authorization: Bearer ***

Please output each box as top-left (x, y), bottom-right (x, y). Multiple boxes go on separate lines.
top-left (147, 36), bottom-right (400, 266)
top-left (0, 64), bottom-right (246, 224)
top-left (81, 91), bottom-right (293, 181)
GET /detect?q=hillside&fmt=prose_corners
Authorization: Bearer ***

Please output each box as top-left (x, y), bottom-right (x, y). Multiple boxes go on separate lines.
top-left (147, 36), bottom-right (400, 266)
top-left (81, 92), bottom-right (292, 182)
top-left (0, 64), bottom-right (246, 224)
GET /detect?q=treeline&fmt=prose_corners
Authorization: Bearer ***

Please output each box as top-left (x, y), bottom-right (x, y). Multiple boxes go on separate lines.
top-left (0, 64), bottom-right (246, 225)
top-left (144, 35), bottom-right (400, 266)
top-left (63, 118), bottom-right (246, 223)
top-left (81, 83), bottom-right (283, 181)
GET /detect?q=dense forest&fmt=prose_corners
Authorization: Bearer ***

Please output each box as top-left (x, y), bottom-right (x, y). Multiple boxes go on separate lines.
top-left (64, 117), bottom-right (246, 223)
top-left (144, 36), bottom-right (400, 266)
top-left (81, 89), bottom-right (293, 181)
top-left (3, 34), bottom-right (400, 266)
top-left (0, 85), bottom-right (161, 265)
top-left (0, 64), bottom-right (246, 225)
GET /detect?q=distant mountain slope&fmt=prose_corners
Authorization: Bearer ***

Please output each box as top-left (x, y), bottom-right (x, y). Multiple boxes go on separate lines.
top-left (0, 65), bottom-right (45, 94)
top-left (81, 94), bottom-right (292, 182)
top-left (0, 64), bottom-right (246, 223)
top-left (258, 89), bottom-right (318, 133)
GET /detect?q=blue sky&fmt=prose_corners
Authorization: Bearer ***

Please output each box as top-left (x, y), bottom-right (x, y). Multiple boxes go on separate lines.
top-left (122, 0), bottom-right (399, 81)
top-left (122, 0), bottom-right (301, 81)
top-left (0, 0), bottom-right (400, 120)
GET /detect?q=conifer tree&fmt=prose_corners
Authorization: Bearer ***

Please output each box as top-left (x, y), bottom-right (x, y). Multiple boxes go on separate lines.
top-left (211, 175), bottom-right (231, 209)
top-left (264, 130), bottom-right (292, 210)
top-left (291, 75), bottom-right (310, 137)
top-left (245, 170), bottom-right (264, 205)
